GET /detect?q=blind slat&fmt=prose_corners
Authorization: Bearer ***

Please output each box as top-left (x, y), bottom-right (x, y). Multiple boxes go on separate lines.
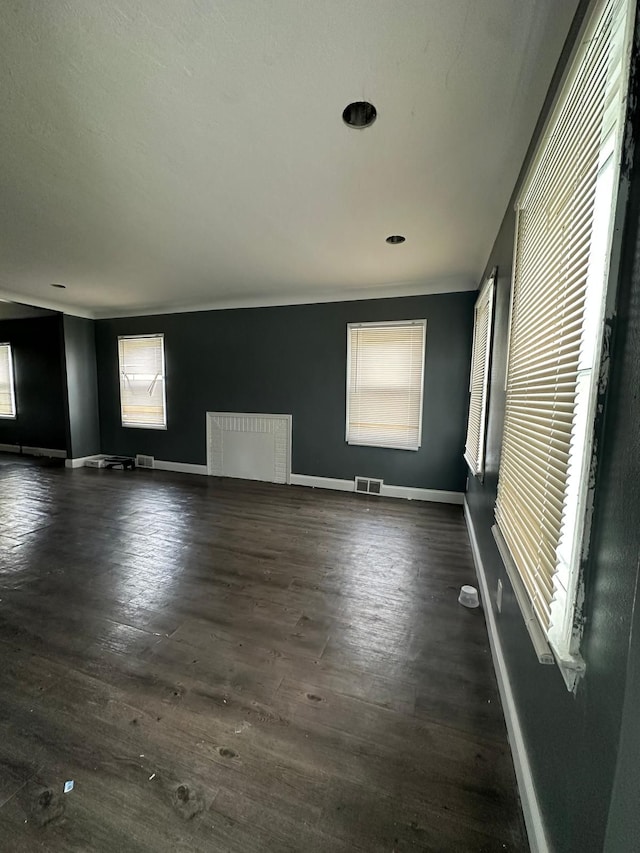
top-left (0, 344), bottom-right (16, 418)
top-left (347, 321), bottom-right (425, 450)
top-left (118, 335), bottom-right (167, 428)
top-left (495, 0), bottom-right (629, 645)
top-left (464, 277), bottom-right (495, 474)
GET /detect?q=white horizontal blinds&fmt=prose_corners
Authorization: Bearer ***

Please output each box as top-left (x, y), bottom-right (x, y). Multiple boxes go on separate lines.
top-left (0, 344), bottom-right (16, 418)
top-left (347, 321), bottom-right (426, 450)
top-left (464, 279), bottom-right (494, 475)
top-left (495, 0), bottom-right (628, 633)
top-left (118, 335), bottom-right (167, 428)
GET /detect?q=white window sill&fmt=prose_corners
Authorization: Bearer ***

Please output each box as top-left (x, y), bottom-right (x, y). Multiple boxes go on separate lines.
top-left (492, 524), bottom-right (586, 691)
top-left (346, 440), bottom-right (420, 452)
top-left (122, 423), bottom-right (167, 430)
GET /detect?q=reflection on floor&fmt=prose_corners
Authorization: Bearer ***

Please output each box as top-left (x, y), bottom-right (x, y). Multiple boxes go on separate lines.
top-left (0, 457), bottom-right (527, 851)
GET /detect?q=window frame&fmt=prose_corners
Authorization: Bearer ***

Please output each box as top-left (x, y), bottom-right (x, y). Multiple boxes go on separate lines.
top-left (118, 333), bottom-right (168, 430)
top-left (0, 342), bottom-right (17, 420)
top-left (345, 319), bottom-right (427, 452)
top-left (464, 270), bottom-right (496, 478)
top-left (492, 0), bottom-right (635, 689)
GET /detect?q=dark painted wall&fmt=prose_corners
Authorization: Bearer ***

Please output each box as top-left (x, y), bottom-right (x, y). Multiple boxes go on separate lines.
top-left (95, 292), bottom-right (475, 491)
top-left (0, 315), bottom-right (67, 451)
top-left (62, 315), bottom-right (101, 459)
top-left (602, 18), bottom-right (640, 847)
top-left (466, 3), bottom-right (640, 851)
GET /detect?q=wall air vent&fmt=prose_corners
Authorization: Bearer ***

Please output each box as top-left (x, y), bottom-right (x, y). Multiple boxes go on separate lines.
top-left (135, 454), bottom-right (155, 469)
top-left (354, 476), bottom-right (383, 495)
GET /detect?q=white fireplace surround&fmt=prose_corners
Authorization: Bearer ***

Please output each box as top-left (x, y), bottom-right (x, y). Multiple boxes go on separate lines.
top-left (206, 411), bottom-right (292, 485)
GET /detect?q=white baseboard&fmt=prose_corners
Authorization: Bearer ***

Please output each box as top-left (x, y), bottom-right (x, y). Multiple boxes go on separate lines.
top-left (463, 498), bottom-right (548, 853)
top-left (21, 446), bottom-right (67, 459)
top-left (290, 474), bottom-right (354, 492)
top-left (382, 483), bottom-right (463, 504)
top-left (290, 473), bottom-right (463, 504)
top-left (151, 460), bottom-right (208, 476)
top-left (83, 460), bottom-right (463, 504)
top-left (0, 443), bottom-right (20, 453)
top-left (65, 454), bottom-right (103, 469)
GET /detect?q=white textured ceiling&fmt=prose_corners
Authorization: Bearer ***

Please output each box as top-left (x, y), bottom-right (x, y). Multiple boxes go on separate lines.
top-left (0, 1), bottom-right (578, 318)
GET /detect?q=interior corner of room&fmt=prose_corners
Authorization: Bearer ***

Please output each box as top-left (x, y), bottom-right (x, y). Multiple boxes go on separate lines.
top-left (1, 0), bottom-right (640, 851)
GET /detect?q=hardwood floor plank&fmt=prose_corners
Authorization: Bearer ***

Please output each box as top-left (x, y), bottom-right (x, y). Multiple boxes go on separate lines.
top-left (0, 458), bottom-right (528, 851)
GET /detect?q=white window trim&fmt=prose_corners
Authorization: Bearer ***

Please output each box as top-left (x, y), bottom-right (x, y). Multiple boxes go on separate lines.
top-left (494, 0), bottom-right (635, 690)
top-left (0, 343), bottom-right (17, 420)
top-left (345, 319), bottom-right (427, 451)
top-left (118, 333), bottom-right (168, 430)
top-left (464, 270), bottom-right (496, 477)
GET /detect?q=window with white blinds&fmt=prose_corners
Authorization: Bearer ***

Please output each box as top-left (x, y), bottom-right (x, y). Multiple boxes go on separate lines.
top-left (464, 274), bottom-right (495, 476)
top-left (0, 344), bottom-right (16, 419)
top-left (494, 0), bottom-right (633, 679)
top-left (118, 335), bottom-right (167, 429)
top-left (346, 320), bottom-right (426, 451)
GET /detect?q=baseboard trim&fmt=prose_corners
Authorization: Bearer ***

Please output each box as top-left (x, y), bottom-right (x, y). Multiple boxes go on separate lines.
top-left (0, 443), bottom-right (20, 453)
top-left (65, 455), bottom-right (103, 469)
top-left (463, 498), bottom-right (548, 853)
top-left (21, 446), bottom-right (67, 459)
top-left (382, 483), bottom-right (463, 504)
top-left (82, 460), bottom-right (463, 502)
top-left (290, 473), bottom-right (463, 504)
top-left (290, 474), bottom-right (354, 492)
top-left (152, 460), bottom-right (208, 476)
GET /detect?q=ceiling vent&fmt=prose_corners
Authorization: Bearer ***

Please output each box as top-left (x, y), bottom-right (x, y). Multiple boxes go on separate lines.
top-left (135, 454), bottom-right (155, 469)
top-left (354, 476), bottom-right (383, 495)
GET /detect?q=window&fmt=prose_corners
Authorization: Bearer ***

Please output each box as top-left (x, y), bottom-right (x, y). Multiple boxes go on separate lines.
top-left (346, 320), bottom-right (426, 451)
top-left (464, 272), bottom-right (495, 476)
top-left (0, 343), bottom-right (16, 419)
top-left (493, 0), bottom-right (633, 687)
top-left (118, 335), bottom-right (167, 429)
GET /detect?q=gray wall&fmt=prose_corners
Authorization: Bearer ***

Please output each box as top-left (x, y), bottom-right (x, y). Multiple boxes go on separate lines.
top-left (62, 315), bottom-right (101, 459)
top-left (602, 40), bottom-right (640, 849)
top-left (95, 292), bottom-right (475, 491)
top-left (0, 315), bottom-right (67, 451)
top-left (465, 3), bottom-right (640, 850)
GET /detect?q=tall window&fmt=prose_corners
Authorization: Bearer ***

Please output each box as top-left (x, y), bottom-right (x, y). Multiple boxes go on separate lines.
top-left (346, 320), bottom-right (426, 451)
top-left (0, 343), bottom-right (16, 419)
top-left (464, 272), bottom-right (495, 476)
top-left (493, 0), bottom-right (633, 687)
top-left (118, 335), bottom-right (167, 429)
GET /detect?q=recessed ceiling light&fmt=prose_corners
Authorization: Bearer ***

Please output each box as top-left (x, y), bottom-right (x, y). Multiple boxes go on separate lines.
top-left (342, 101), bottom-right (377, 129)
top-left (386, 235), bottom-right (406, 244)
top-left (50, 283), bottom-right (66, 289)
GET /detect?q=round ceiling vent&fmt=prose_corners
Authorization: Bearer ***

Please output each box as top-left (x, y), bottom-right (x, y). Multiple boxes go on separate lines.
top-left (386, 235), bottom-right (406, 244)
top-left (342, 101), bottom-right (377, 129)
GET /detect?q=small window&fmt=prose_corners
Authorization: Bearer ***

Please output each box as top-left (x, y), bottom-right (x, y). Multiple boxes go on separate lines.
top-left (493, 0), bottom-right (633, 688)
top-left (118, 335), bottom-right (167, 429)
top-left (346, 320), bottom-right (426, 451)
top-left (464, 272), bottom-right (495, 476)
top-left (0, 343), bottom-right (16, 419)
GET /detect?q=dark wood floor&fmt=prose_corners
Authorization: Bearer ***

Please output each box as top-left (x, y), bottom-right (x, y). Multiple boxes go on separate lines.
top-left (0, 455), bottom-right (527, 852)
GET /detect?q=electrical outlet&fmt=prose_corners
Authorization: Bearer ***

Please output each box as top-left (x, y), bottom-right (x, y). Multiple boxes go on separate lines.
top-left (496, 578), bottom-right (503, 614)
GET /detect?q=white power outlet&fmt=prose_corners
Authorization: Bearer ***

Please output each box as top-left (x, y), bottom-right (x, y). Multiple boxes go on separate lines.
top-left (496, 578), bottom-right (503, 614)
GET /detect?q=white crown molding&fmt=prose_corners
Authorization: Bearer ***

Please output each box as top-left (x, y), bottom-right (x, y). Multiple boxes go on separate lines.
top-left (91, 276), bottom-right (477, 320)
top-left (0, 288), bottom-right (94, 319)
top-left (1, 277), bottom-right (476, 322)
